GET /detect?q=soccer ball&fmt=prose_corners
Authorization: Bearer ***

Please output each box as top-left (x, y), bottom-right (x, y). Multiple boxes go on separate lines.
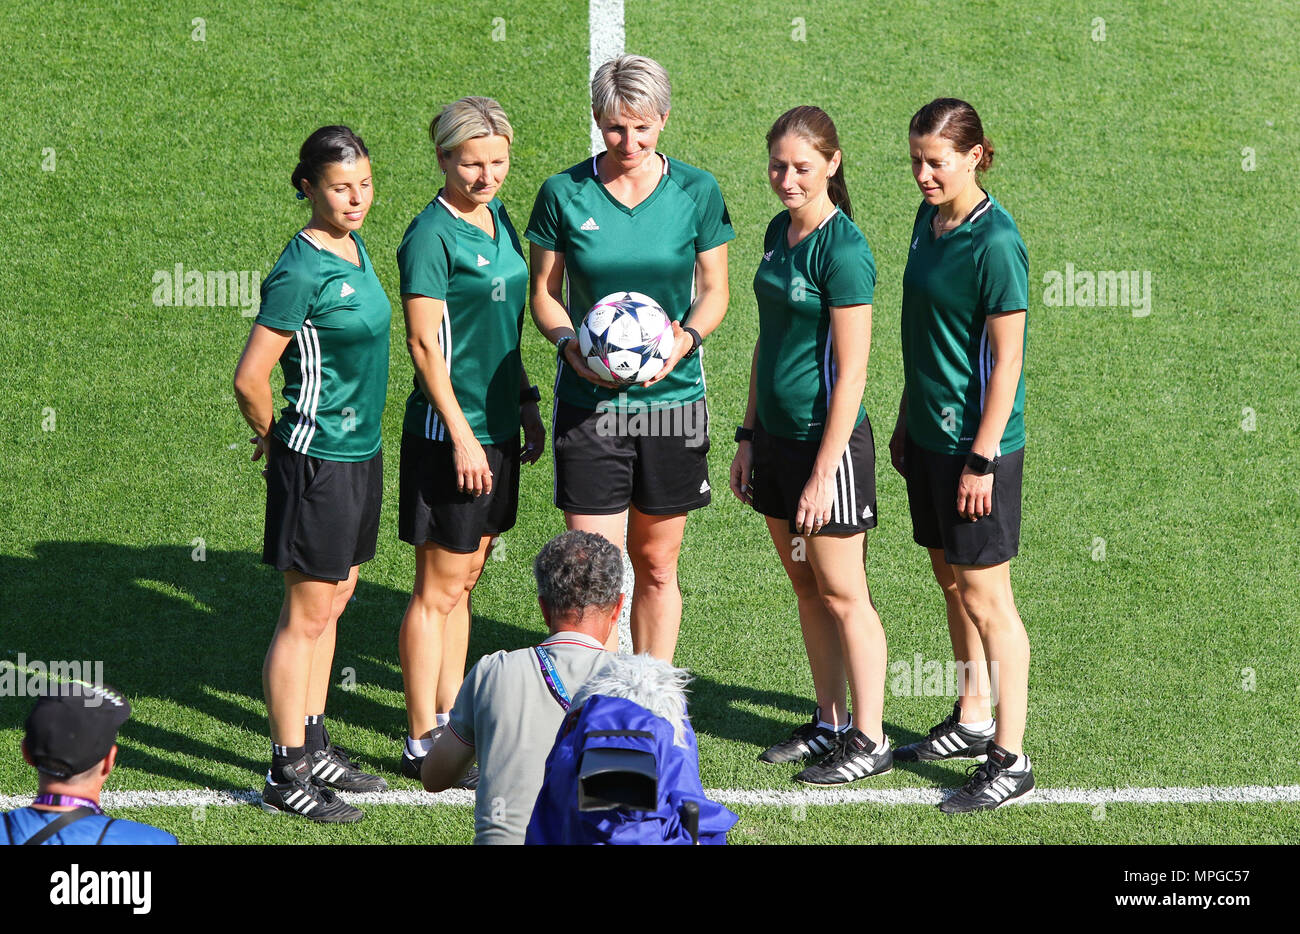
top-left (577, 292), bottom-right (674, 386)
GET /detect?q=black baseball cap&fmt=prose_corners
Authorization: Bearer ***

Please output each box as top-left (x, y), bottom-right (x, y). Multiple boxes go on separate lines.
top-left (23, 683), bottom-right (131, 779)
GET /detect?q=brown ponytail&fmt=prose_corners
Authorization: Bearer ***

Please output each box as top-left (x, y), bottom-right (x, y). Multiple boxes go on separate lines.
top-left (910, 99), bottom-right (994, 175)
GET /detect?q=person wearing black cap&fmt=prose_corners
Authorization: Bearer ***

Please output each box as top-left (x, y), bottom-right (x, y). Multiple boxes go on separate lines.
top-left (2, 683), bottom-right (177, 845)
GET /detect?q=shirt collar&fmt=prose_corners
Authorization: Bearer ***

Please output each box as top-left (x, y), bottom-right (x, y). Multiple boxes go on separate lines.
top-left (541, 630), bottom-right (605, 649)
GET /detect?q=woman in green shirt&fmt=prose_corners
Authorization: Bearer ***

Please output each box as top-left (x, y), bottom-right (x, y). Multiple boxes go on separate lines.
top-left (527, 55), bottom-right (733, 662)
top-left (394, 98), bottom-right (544, 782)
top-left (234, 125), bottom-right (392, 823)
top-left (731, 106), bottom-right (891, 785)
top-left (889, 98), bottom-right (1034, 812)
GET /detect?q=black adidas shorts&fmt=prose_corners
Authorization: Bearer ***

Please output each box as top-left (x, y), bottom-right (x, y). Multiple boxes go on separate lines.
top-left (904, 433), bottom-right (1023, 566)
top-left (398, 432), bottom-right (520, 554)
top-left (751, 416), bottom-right (878, 535)
top-left (553, 398), bottom-right (711, 515)
top-left (262, 436), bottom-right (382, 581)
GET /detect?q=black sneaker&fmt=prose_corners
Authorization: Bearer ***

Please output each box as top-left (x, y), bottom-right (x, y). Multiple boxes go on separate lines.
top-left (794, 728), bottom-right (893, 785)
top-left (261, 757), bottom-right (364, 823)
top-left (311, 743), bottom-right (388, 792)
top-left (400, 743), bottom-right (425, 780)
top-left (938, 744), bottom-right (1035, 813)
top-left (895, 701), bottom-right (994, 762)
top-left (400, 726), bottom-right (479, 789)
top-left (759, 713), bottom-right (839, 764)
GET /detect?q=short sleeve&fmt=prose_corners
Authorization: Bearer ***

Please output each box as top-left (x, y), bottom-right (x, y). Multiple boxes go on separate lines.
top-left (975, 227), bottom-right (1029, 315)
top-left (447, 653), bottom-right (500, 747)
top-left (821, 231), bottom-right (876, 307)
top-left (760, 213), bottom-right (783, 253)
top-left (525, 178), bottom-right (567, 252)
top-left (255, 262), bottom-right (317, 331)
top-left (398, 219), bottom-right (451, 299)
top-left (694, 176), bottom-right (735, 253)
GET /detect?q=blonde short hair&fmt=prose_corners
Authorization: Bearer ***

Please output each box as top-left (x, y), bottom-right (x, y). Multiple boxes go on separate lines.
top-left (430, 97), bottom-right (514, 154)
top-left (591, 54), bottom-right (671, 123)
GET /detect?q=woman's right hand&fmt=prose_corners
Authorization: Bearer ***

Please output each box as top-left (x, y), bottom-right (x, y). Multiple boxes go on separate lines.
top-left (250, 433), bottom-right (272, 480)
top-left (729, 442), bottom-right (754, 505)
top-left (563, 338), bottom-right (621, 390)
top-left (889, 417), bottom-right (907, 478)
top-left (453, 435), bottom-right (493, 496)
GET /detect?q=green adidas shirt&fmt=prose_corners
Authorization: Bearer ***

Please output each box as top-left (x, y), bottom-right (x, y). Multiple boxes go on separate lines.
top-left (901, 193), bottom-right (1028, 455)
top-left (256, 230), bottom-right (392, 461)
top-left (753, 207), bottom-right (875, 441)
top-left (397, 196), bottom-right (528, 445)
top-left (525, 154), bottom-right (734, 409)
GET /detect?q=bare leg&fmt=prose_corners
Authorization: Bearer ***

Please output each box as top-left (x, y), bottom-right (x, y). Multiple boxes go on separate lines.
top-left (398, 538), bottom-right (492, 740)
top-left (626, 507), bottom-right (688, 661)
top-left (950, 560), bottom-right (1029, 755)
top-left (928, 548), bottom-right (993, 723)
top-left (765, 517), bottom-right (847, 724)
top-left (304, 565), bottom-right (358, 718)
top-left (264, 570), bottom-right (347, 747)
top-left (806, 533), bottom-right (887, 744)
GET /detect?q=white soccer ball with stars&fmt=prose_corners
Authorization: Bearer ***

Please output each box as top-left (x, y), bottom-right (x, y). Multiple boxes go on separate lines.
top-left (578, 291), bottom-right (674, 386)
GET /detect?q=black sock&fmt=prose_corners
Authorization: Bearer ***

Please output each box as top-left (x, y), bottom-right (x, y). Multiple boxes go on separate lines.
top-left (271, 743), bottom-right (308, 779)
top-left (303, 714), bottom-right (326, 753)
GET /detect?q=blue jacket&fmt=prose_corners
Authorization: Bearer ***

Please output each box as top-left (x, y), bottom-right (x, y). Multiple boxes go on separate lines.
top-left (2, 807), bottom-right (177, 845)
top-left (525, 695), bottom-right (737, 845)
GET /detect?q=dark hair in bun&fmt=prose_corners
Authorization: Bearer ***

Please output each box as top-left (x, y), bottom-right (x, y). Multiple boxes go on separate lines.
top-left (291, 125), bottom-right (369, 195)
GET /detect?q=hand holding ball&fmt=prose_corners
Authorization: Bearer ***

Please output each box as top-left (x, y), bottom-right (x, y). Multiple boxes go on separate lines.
top-left (577, 292), bottom-right (674, 386)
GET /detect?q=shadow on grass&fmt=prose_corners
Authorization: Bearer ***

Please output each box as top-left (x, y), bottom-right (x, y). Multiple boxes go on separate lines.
top-left (0, 540), bottom-right (911, 792)
top-left (0, 541), bottom-right (539, 790)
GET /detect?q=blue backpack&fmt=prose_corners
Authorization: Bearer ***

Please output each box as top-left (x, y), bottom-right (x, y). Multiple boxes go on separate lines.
top-left (525, 694), bottom-right (738, 845)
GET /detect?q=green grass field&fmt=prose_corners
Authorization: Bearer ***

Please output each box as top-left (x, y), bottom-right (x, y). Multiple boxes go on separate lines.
top-left (2, 0), bottom-right (1298, 846)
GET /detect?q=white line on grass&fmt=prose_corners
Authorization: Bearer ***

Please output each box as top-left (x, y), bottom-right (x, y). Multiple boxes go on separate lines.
top-left (4, 785), bottom-right (1298, 811)
top-left (588, 0), bottom-right (636, 655)
top-left (590, 0), bottom-right (625, 156)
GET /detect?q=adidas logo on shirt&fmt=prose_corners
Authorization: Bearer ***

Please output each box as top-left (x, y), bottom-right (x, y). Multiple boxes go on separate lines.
top-left (340, 282), bottom-right (355, 297)
top-left (911, 236), bottom-right (919, 251)
top-left (762, 250), bottom-right (774, 262)
top-left (580, 217), bottom-right (600, 231)
top-left (476, 254), bottom-right (490, 267)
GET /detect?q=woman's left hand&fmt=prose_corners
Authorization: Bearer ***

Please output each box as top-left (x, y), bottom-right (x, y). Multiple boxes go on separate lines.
top-left (956, 466), bottom-right (994, 521)
top-left (794, 473), bottom-right (835, 537)
top-left (521, 404), bottom-right (546, 465)
top-left (641, 321), bottom-right (693, 387)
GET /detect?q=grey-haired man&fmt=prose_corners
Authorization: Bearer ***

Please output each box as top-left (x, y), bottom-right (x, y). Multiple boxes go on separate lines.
top-left (421, 529), bottom-right (622, 844)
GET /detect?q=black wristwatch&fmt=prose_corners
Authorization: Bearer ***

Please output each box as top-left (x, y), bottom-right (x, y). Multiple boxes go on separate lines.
top-left (519, 385), bottom-right (540, 405)
top-left (965, 451), bottom-right (999, 475)
top-left (734, 426), bottom-right (755, 443)
top-left (683, 326), bottom-right (702, 357)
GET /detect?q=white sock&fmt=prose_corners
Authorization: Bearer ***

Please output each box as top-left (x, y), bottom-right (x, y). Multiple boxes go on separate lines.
top-left (435, 712), bottom-right (450, 728)
top-left (1006, 753), bottom-right (1031, 773)
top-left (961, 717), bottom-right (995, 734)
top-left (818, 712), bottom-right (852, 733)
top-left (407, 735), bottom-right (434, 756)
